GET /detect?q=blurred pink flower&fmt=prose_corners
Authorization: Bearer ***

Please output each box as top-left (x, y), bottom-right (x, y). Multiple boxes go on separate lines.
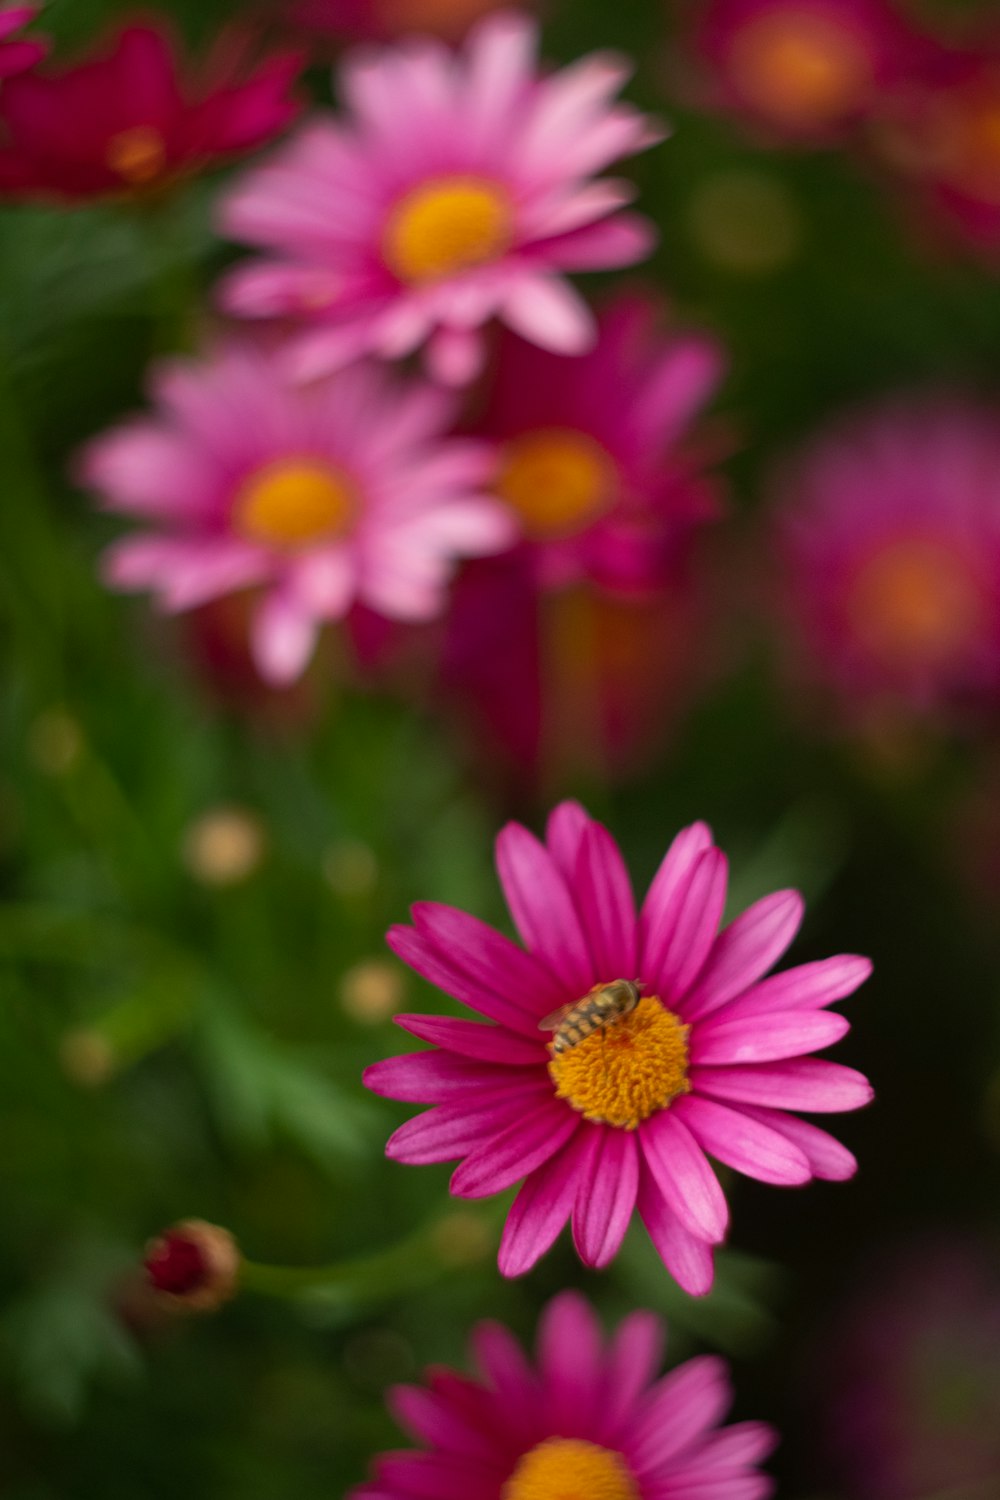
top-left (366, 800), bottom-right (873, 1293)
top-left (0, 5), bottom-right (46, 81)
top-left (0, 20), bottom-right (302, 200)
top-left (218, 13), bottom-right (661, 385)
top-left (773, 396), bottom-right (1000, 722)
top-left (350, 1290), bottom-right (777, 1500)
top-left (690, 0), bottom-right (921, 144)
top-left (77, 343), bottom-right (513, 684)
top-left (289, 0), bottom-right (529, 46)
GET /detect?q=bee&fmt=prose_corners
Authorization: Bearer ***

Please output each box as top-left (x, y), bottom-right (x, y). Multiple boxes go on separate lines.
top-left (539, 979), bottom-right (643, 1055)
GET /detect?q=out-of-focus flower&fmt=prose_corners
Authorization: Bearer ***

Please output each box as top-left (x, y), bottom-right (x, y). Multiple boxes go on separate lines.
top-left (350, 1290), bottom-right (777, 1499)
top-left (144, 1220), bottom-right (241, 1313)
top-left (289, 0), bottom-right (528, 46)
top-left (0, 5), bottom-right (46, 81)
top-left (690, 0), bottom-right (920, 144)
top-left (219, 13), bottom-right (661, 385)
top-left (77, 343), bottom-right (513, 684)
top-left (874, 35), bottom-right (1000, 262)
top-left (0, 21), bottom-right (302, 201)
top-left (181, 806), bottom-right (267, 885)
top-left (826, 1238), bottom-right (1000, 1500)
top-left (366, 800), bottom-right (872, 1293)
top-left (438, 295), bottom-right (726, 782)
top-left (773, 396), bottom-right (1000, 724)
top-left (340, 958), bottom-right (405, 1023)
top-left (687, 168), bottom-right (803, 276)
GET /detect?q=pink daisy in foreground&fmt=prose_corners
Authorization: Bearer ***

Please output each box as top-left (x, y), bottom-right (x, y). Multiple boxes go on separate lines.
top-left (219, 13), bottom-right (661, 384)
top-left (77, 343), bottom-right (513, 684)
top-left (691, 0), bottom-right (920, 144)
top-left (365, 801), bottom-right (872, 1293)
top-left (0, 5), bottom-right (46, 82)
top-left (774, 396), bottom-right (1000, 722)
top-left (350, 1290), bottom-right (777, 1500)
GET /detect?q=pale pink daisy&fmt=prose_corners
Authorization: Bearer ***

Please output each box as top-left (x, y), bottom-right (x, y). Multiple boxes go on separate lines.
top-left (350, 1291), bottom-right (777, 1499)
top-left (217, 13), bottom-right (661, 385)
top-left (77, 343), bottom-right (513, 684)
top-left (365, 801), bottom-right (873, 1294)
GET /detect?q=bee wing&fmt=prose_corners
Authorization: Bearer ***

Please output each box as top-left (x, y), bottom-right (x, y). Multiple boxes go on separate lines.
top-left (537, 1003), bottom-right (571, 1032)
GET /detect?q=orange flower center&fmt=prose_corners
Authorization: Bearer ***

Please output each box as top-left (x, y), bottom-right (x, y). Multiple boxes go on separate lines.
top-left (234, 459), bottom-right (357, 550)
top-left (928, 81), bottom-right (1000, 205)
top-left (106, 125), bottom-right (168, 186)
top-left (547, 995), bottom-right (690, 1130)
top-left (848, 538), bottom-right (986, 668)
top-left (502, 1438), bottom-right (640, 1500)
top-left (728, 9), bottom-right (872, 130)
top-left (498, 429), bottom-right (618, 539)
top-left (383, 175), bottom-right (514, 284)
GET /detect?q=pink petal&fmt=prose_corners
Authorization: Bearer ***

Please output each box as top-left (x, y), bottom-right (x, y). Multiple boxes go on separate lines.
top-left (450, 1096), bottom-right (579, 1198)
top-left (736, 1105), bottom-right (858, 1181)
top-left (365, 1049), bottom-right (536, 1103)
top-left (389, 1385), bottom-right (496, 1463)
top-left (462, 10), bottom-right (536, 144)
top-left (409, 903), bottom-right (565, 1020)
top-left (639, 822), bottom-right (714, 978)
top-left (501, 274), bottom-right (595, 355)
top-left (601, 1310), bottom-right (666, 1440)
top-left (637, 1171), bottom-right (716, 1295)
top-left (687, 1420), bottom-right (779, 1469)
top-left (674, 1094), bottom-right (811, 1186)
top-left (386, 924), bottom-right (541, 1036)
top-left (692, 1059), bottom-right (875, 1113)
top-left (425, 325), bottom-right (487, 388)
top-left (573, 819), bottom-right (638, 979)
top-left (536, 1290), bottom-right (604, 1434)
top-left (471, 1320), bottom-right (541, 1435)
top-left (495, 821), bottom-right (593, 993)
top-left (730, 955), bottom-right (873, 1018)
top-left (639, 1110), bottom-right (729, 1244)
top-left (386, 1090), bottom-right (540, 1165)
top-left (543, 211), bottom-right (656, 270)
top-left (655, 849), bottom-right (729, 1005)
top-left (497, 1123), bottom-right (588, 1277)
top-left (251, 591), bottom-right (319, 684)
top-left (77, 423), bottom-right (212, 519)
top-left (683, 891), bottom-right (805, 1022)
top-left (287, 548), bottom-right (354, 618)
top-left (627, 1355), bottom-right (732, 1471)
top-left (571, 1126), bottom-right (639, 1268)
top-left (690, 1009), bottom-right (851, 1066)
top-left (544, 800), bottom-right (591, 879)
top-left (393, 1014), bottom-right (544, 1066)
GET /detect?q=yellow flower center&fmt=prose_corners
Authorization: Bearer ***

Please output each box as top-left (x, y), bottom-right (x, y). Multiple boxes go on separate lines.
top-left (106, 125), bottom-right (168, 186)
top-left (848, 538), bottom-right (986, 668)
top-left (382, 175), bottom-right (514, 284)
top-left (728, 9), bottom-right (872, 130)
top-left (502, 1439), bottom-right (639, 1500)
top-left (234, 459), bottom-right (357, 551)
top-left (548, 995), bottom-right (690, 1131)
top-left (498, 429), bottom-right (618, 539)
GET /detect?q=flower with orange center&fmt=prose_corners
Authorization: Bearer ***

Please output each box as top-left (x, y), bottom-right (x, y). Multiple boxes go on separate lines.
top-left (848, 538), bottom-right (987, 671)
top-left (383, 176), bottom-right (514, 285)
top-left (350, 1292), bottom-right (776, 1500)
top-left (728, 8), bottom-right (872, 131)
top-left (497, 428), bottom-right (618, 539)
top-left (235, 459), bottom-right (357, 551)
top-left (548, 996), bottom-right (691, 1129)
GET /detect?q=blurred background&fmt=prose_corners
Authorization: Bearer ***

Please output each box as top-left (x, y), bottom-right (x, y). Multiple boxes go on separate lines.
top-left (3, 0), bottom-right (1000, 1496)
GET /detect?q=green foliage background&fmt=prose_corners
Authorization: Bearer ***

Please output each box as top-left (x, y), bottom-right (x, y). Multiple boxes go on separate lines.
top-left (2, 1), bottom-right (1000, 1496)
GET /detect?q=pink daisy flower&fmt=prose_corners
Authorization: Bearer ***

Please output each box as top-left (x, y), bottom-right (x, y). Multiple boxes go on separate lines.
top-left (0, 20), bottom-right (302, 201)
top-left (0, 5), bottom-right (46, 82)
top-left (77, 342), bottom-right (514, 684)
top-left (218, 13), bottom-right (661, 385)
top-left (350, 1290), bottom-right (777, 1500)
top-left (365, 801), bottom-right (873, 1294)
top-left (774, 396), bottom-right (1000, 720)
top-left (690, 0), bottom-right (922, 144)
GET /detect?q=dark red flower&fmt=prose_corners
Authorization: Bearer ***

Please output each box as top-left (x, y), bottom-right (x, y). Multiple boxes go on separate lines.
top-left (0, 4), bottom-right (46, 80)
top-left (0, 19), bottom-right (302, 201)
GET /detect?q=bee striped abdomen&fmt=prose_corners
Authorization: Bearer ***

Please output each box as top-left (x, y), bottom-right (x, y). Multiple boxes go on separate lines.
top-left (545, 980), bottom-right (642, 1054)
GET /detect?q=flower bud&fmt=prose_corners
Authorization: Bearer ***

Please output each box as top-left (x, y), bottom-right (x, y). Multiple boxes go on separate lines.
top-left (143, 1220), bottom-right (240, 1313)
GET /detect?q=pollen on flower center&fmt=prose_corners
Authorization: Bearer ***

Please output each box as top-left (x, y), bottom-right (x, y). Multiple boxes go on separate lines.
top-left (235, 458), bottom-right (357, 550)
top-left (502, 1437), bottom-right (640, 1500)
top-left (848, 538), bottom-right (985, 667)
top-left (498, 428), bottom-right (618, 539)
top-left (382, 175), bottom-right (514, 284)
top-left (106, 125), bottom-right (168, 185)
top-left (728, 10), bottom-right (872, 128)
top-left (548, 995), bottom-right (690, 1130)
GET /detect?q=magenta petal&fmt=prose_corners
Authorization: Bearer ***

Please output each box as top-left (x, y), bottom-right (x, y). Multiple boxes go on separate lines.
top-left (730, 955), bottom-right (873, 1017)
top-left (495, 821), bottom-right (593, 992)
top-left (639, 1111), bottom-right (729, 1244)
top-left (639, 822), bottom-right (714, 978)
top-left (385, 1090), bottom-right (542, 1165)
top-left (536, 1290), bottom-right (604, 1435)
top-left (410, 902), bottom-right (564, 1019)
top-left (627, 1355), bottom-right (732, 1472)
top-left (373, 1452), bottom-right (501, 1500)
top-left (571, 1126), bottom-right (639, 1268)
top-left (394, 1014), bottom-right (545, 1066)
top-left (674, 1095), bottom-right (811, 1186)
top-left (690, 1420), bottom-right (779, 1469)
top-left (386, 925), bottom-right (540, 1037)
top-left (470, 1322), bottom-right (542, 1442)
top-left (574, 820), bottom-right (638, 978)
top-left (389, 1385), bottom-right (497, 1462)
top-left (451, 1097), bottom-right (579, 1198)
top-left (601, 1309), bottom-right (666, 1441)
top-left (692, 1059), bottom-right (875, 1113)
top-left (637, 1169), bottom-right (716, 1295)
top-left (364, 1050), bottom-right (536, 1103)
top-left (736, 1105), bottom-right (858, 1181)
top-left (497, 1124), bottom-right (588, 1277)
top-left (651, 849), bottom-right (729, 1005)
top-left (682, 891), bottom-right (804, 1022)
top-left (650, 1477), bottom-right (774, 1500)
top-left (690, 1009), bottom-right (851, 1066)
top-left (545, 800), bottom-right (592, 881)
